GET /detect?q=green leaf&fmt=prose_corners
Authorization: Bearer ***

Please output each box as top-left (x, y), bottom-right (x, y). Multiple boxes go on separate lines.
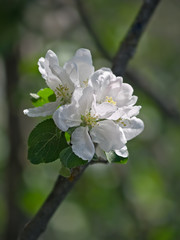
top-left (59, 162), bottom-right (71, 178)
top-left (31, 88), bottom-right (56, 107)
top-left (105, 151), bottom-right (128, 164)
top-left (60, 146), bottom-right (88, 169)
top-left (28, 119), bottom-right (68, 164)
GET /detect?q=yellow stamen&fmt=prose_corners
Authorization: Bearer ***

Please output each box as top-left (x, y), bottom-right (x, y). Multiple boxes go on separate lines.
top-left (105, 96), bottom-right (116, 105)
top-left (55, 84), bottom-right (71, 103)
top-left (115, 118), bottom-right (127, 127)
top-left (81, 112), bottom-right (97, 127)
top-left (83, 79), bottom-right (89, 87)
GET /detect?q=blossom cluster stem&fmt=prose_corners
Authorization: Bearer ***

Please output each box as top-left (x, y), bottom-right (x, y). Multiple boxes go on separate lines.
top-left (18, 165), bottom-right (88, 240)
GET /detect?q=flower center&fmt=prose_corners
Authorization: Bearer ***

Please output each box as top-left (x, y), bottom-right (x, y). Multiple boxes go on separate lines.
top-left (55, 84), bottom-right (71, 104)
top-left (115, 118), bottom-right (127, 127)
top-left (83, 79), bottom-right (89, 87)
top-left (81, 112), bottom-right (97, 128)
top-left (105, 96), bottom-right (116, 105)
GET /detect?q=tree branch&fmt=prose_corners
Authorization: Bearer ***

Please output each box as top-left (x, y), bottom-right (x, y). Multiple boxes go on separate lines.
top-left (18, 164), bottom-right (89, 240)
top-left (112, 0), bottom-right (161, 76)
top-left (90, 159), bottom-right (109, 165)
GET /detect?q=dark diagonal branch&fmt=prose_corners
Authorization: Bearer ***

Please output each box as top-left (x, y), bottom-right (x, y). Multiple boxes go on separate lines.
top-left (112, 0), bottom-right (161, 76)
top-left (18, 158), bottom-right (108, 240)
top-left (18, 165), bottom-right (88, 240)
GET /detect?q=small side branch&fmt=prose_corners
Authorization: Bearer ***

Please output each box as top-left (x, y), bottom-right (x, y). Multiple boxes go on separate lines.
top-left (18, 165), bottom-right (88, 240)
top-left (90, 159), bottom-right (109, 165)
top-left (112, 0), bottom-right (161, 76)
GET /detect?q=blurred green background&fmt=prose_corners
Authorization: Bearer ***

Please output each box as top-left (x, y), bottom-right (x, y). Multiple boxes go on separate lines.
top-left (0, 0), bottom-right (180, 239)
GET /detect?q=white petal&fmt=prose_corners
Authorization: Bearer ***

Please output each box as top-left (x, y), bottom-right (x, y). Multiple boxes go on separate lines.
top-left (115, 83), bottom-right (135, 107)
top-left (124, 106), bottom-right (141, 118)
top-left (108, 106), bottom-right (141, 120)
top-left (53, 86), bottom-right (93, 131)
top-left (108, 108), bottom-right (126, 120)
top-left (71, 126), bottom-right (95, 161)
top-left (95, 145), bottom-right (107, 160)
top-left (65, 48), bottom-right (94, 87)
top-left (52, 65), bottom-right (74, 93)
top-left (127, 96), bottom-right (138, 106)
top-left (90, 120), bottom-right (127, 152)
top-left (89, 68), bottom-right (114, 88)
top-left (53, 103), bottom-right (81, 132)
top-left (74, 48), bottom-right (93, 65)
top-left (71, 87), bottom-right (83, 103)
top-left (73, 49), bottom-right (94, 79)
top-left (77, 87), bottom-right (93, 115)
top-left (44, 50), bottom-right (60, 68)
top-left (121, 83), bottom-right (133, 96)
top-left (115, 146), bottom-right (129, 158)
top-left (38, 57), bottom-right (47, 80)
top-left (89, 68), bottom-right (117, 102)
top-left (103, 77), bottom-right (123, 103)
top-left (63, 62), bottom-right (79, 87)
top-left (38, 50), bottom-right (62, 91)
top-left (93, 102), bottom-right (117, 119)
top-left (78, 62), bottom-right (94, 87)
top-left (23, 101), bottom-right (60, 117)
top-left (89, 68), bottom-right (137, 108)
top-left (122, 117), bottom-right (144, 141)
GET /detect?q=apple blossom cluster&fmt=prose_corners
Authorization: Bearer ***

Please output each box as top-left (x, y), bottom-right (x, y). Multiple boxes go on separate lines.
top-left (24, 48), bottom-right (144, 161)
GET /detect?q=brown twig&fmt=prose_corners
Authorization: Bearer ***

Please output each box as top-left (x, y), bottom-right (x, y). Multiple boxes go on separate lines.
top-left (112, 0), bottom-right (161, 76)
top-left (18, 165), bottom-right (89, 240)
top-left (90, 159), bottom-right (109, 165)
top-left (18, 157), bottom-right (109, 240)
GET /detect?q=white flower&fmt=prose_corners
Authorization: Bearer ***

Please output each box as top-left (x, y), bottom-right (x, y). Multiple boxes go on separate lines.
top-left (53, 87), bottom-right (127, 161)
top-left (24, 48), bottom-right (94, 117)
top-left (24, 48), bottom-right (144, 162)
top-left (89, 68), bottom-right (138, 115)
top-left (88, 68), bottom-right (144, 158)
top-left (53, 68), bottom-right (144, 161)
